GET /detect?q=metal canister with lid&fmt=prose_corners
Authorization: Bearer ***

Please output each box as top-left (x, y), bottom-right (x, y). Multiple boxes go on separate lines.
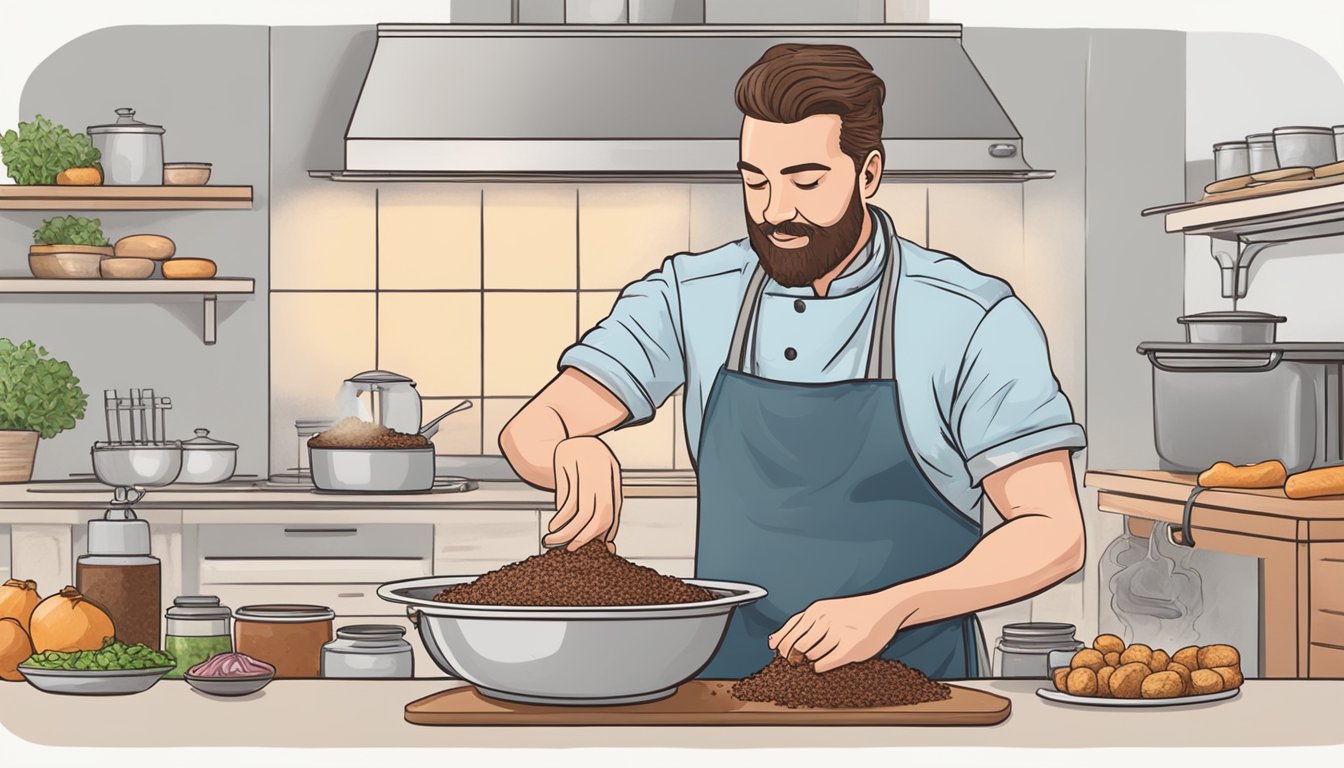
top-left (86, 108), bottom-right (165, 185)
top-left (1246, 132), bottom-right (1278, 173)
top-left (321, 624), bottom-right (414, 679)
top-left (234, 604), bottom-right (335, 678)
top-left (163, 595), bottom-right (233, 679)
top-left (993, 622), bottom-right (1085, 678)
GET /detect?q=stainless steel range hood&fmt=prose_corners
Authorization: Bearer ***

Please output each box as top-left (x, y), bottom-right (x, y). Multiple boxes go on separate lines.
top-left (314, 23), bottom-right (1052, 183)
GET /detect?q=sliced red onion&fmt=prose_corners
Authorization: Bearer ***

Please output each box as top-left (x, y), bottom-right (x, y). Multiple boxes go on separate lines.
top-left (188, 652), bottom-right (276, 677)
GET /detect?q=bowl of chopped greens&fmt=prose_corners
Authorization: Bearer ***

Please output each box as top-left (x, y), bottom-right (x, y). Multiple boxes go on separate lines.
top-left (18, 638), bottom-right (175, 696)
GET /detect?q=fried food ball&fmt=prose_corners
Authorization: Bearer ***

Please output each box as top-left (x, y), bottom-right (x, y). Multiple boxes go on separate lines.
top-left (1211, 665), bottom-right (1244, 689)
top-left (1053, 667), bottom-right (1069, 692)
top-left (1141, 671), bottom-right (1184, 699)
top-left (1109, 662), bottom-right (1150, 699)
top-left (1071, 648), bottom-right (1106, 672)
top-left (1167, 661), bottom-right (1193, 695)
top-left (1198, 644), bottom-right (1240, 670)
top-left (1066, 667), bottom-right (1098, 697)
top-left (1120, 643), bottom-right (1154, 668)
top-left (1150, 649), bottom-right (1171, 672)
top-left (1096, 666), bottom-right (1115, 698)
top-left (1093, 634), bottom-right (1126, 655)
top-left (1173, 646), bottom-right (1200, 671)
top-left (1190, 669), bottom-right (1225, 695)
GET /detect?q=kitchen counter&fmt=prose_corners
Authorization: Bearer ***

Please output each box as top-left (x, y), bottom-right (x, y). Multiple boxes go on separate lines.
top-left (0, 474), bottom-right (696, 525)
top-left (1, 679), bottom-right (1339, 748)
top-left (1085, 469), bottom-right (1344, 679)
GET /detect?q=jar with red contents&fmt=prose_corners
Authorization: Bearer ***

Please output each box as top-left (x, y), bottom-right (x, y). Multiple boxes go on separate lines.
top-left (233, 604), bottom-right (334, 678)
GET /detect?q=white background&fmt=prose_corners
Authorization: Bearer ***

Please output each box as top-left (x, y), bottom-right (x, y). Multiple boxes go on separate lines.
top-left (3, 1), bottom-right (1343, 766)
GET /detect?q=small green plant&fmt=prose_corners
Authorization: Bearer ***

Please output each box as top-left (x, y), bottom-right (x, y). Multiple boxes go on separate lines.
top-left (0, 339), bottom-right (88, 439)
top-left (33, 216), bottom-right (109, 247)
top-left (0, 115), bottom-right (101, 185)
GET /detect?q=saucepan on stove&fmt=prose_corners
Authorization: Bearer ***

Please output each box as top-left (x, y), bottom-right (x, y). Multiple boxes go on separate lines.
top-left (307, 401), bottom-right (472, 493)
top-left (177, 428), bottom-right (238, 484)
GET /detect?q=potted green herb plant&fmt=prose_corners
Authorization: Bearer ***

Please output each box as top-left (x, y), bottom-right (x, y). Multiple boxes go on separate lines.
top-left (28, 216), bottom-right (113, 279)
top-left (0, 339), bottom-right (88, 483)
top-left (0, 115), bottom-right (102, 185)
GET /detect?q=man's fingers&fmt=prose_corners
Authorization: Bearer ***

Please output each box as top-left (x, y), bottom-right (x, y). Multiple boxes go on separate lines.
top-left (806, 635), bottom-right (842, 662)
top-left (568, 488), bottom-right (614, 551)
top-left (548, 465), bottom-right (579, 533)
top-left (812, 643), bottom-right (860, 674)
top-left (790, 623), bottom-right (831, 658)
top-left (775, 615), bottom-right (818, 659)
top-left (769, 613), bottom-right (805, 650)
top-left (604, 460), bottom-right (623, 544)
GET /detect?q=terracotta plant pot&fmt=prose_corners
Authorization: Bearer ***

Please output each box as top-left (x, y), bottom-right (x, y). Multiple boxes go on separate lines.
top-left (0, 430), bottom-right (39, 483)
top-left (28, 244), bottom-right (114, 279)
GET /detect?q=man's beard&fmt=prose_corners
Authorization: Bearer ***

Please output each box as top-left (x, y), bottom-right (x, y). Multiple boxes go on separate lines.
top-left (746, 188), bottom-right (867, 288)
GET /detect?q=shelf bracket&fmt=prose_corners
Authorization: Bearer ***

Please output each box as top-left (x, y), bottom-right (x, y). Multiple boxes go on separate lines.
top-left (203, 294), bottom-right (217, 345)
top-left (1211, 239), bottom-right (1278, 301)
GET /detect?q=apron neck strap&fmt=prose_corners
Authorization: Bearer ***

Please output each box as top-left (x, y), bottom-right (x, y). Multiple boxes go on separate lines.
top-left (727, 206), bottom-right (902, 378)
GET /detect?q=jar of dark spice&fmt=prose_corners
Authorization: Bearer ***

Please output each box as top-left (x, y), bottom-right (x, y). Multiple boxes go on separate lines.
top-left (233, 604), bottom-right (335, 678)
top-left (163, 595), bottom-right (233, 679)
top-left (76, 505), bottom-right (161, 649)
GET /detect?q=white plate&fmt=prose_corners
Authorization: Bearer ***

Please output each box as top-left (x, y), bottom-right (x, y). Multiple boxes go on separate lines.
top-left (1036, 687), bottom-right (1240, 707)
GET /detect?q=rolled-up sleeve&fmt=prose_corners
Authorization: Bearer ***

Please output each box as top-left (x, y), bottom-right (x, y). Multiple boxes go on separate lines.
top-left (951, 297), bottom-right (1087, 486)
top-left (557, 256), bottom-right (687, 427)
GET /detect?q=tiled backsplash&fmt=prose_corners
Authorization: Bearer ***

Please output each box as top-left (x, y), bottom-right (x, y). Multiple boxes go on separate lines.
top-left (270, 181), bottom-right (1026, 474)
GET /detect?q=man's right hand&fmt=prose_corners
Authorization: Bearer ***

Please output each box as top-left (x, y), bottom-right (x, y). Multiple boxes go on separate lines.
top-left (543, 436), bottom-right (623, 553)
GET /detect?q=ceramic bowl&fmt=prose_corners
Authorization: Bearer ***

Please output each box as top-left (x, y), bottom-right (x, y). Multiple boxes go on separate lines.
top-left (163, 163), bottom-right (212, 185)
top-left (183, 670), bottom-right (275, 697)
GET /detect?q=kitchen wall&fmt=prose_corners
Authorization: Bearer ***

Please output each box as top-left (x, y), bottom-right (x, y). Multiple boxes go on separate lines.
top-left (1183, 32), bottom-right (1344, 336)
top-left (0, 26), bottom-right (270, 480)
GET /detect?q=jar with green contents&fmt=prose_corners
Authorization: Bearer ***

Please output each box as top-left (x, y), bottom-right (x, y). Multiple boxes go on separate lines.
top-left (163, 595), bottom-right (233, 679)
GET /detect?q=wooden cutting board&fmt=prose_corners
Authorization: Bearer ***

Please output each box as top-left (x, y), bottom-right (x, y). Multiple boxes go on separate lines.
top-left (404, 681), bottom-right (1011, 726)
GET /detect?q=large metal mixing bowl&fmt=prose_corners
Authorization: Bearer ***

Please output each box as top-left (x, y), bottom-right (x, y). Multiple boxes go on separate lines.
top-left (378, 576), bottom-right (766, 706)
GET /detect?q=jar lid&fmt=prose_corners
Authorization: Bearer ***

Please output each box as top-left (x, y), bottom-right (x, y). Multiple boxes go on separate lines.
top-left (1178, 311), bottom-right (1286, 324)
top-left (167, 595), bottom-right (232, 620)
top-left (335, 624), bottom-right (407, 641)
top-left (295, 418), bottom-right (334, 429)
top-left (1246, 133), bottom-right (1275, 143)
top-left (87, 107), bottom-right (165, 135)
top-left (1273, 125), bottom-right (1333, 135)
top-left (1001, 622), bottom-right (1078, 641)
top-left (346, 370), bottom-right (415, 386)
top-left (182, 428), bottom-right (238, 451)
top-left (1213, 141), bottom-right (1247, 150)
top-left (234, 604), bottom-right (335, 623)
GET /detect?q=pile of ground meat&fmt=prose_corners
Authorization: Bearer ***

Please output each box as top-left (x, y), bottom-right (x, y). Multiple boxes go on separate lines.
top-left (432, 540), bottom-right (716, 607)
top-left (731, 651), bottom-right (952, 708)
top-left (307, 417), bottom-right (430, 449)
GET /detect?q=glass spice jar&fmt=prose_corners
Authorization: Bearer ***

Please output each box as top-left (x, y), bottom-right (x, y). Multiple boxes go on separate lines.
top-left (993, 622), bottom-right (1085, 678)
top-left (321, 624), bottom-right (414, 679)
top-left (163, 595), bottom-right (233, 679)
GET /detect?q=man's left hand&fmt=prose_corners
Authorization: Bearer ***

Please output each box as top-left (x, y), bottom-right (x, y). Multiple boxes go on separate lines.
top-left (768, 589), bottom-right (914, 673)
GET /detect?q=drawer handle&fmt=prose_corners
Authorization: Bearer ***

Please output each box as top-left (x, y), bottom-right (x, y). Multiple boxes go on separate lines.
top-left (283, 528), bottom-right (359, 535)
top-left (1145, 349), bottom-right (1283, 373)
top-left (337, 592), bottom-right (365, 598)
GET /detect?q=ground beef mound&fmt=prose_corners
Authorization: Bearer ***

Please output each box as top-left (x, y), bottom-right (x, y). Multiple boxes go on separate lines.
top-left (307, 416), bottom-right (430, 449)
top-left (432, 540), bottom-right (716, 607)
top-left (731, 651), bottom-right (952, 709)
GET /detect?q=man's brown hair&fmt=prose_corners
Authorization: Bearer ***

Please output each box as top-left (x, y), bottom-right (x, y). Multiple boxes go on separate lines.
top-left (734, 43), bottom-right (886, 171)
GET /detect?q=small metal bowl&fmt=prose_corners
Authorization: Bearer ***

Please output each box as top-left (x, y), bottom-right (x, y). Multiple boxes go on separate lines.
top-left (18, 665), bottom-right (173, 696)
top-left (183, 670), bottom-right (275, 697)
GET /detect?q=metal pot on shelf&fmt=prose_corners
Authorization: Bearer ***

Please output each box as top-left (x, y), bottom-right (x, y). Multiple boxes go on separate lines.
top-left (86, 108), bottom-right (164, 185)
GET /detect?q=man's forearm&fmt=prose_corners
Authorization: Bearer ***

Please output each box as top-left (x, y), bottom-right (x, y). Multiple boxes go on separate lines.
top-left (499, 403), bottom-right (569, 490)
top-left (878, 510), bottom-right (1084, 630)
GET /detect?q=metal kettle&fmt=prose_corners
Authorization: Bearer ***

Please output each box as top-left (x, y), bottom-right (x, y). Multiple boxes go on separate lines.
top-left (338, 370), bottom-right (422, 435)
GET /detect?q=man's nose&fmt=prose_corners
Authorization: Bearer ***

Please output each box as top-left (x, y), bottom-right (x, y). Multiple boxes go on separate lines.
top-left (763, 189), bottom-right (799, 227)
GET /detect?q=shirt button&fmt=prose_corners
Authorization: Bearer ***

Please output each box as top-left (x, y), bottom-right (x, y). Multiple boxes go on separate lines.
top-left (784, 347), bottom-right (798, 361)
top-left (793, 299), bottom-right (806, 314)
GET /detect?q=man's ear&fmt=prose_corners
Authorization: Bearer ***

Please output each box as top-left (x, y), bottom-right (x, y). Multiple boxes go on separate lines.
top-left (861, 150), bottom-right (883, 198)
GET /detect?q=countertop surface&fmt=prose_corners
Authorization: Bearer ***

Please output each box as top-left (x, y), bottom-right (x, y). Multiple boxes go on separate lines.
top-left (1086, 469), bottom-right (1344, 521)
top-left (1, 679), bottom-right (1339, 749)
top-left (0, 474), bottom-right (696, 524)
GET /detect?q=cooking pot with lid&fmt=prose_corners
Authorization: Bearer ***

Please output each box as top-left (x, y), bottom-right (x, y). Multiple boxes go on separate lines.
top-left (87, 108), bottom-right (164, 185)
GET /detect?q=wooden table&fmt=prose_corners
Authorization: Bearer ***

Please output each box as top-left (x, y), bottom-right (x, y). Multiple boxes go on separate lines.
top-left (1085, 469), bottom-right (1344, 679)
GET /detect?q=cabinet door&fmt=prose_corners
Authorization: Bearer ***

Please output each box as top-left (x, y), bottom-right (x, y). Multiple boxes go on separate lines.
top-left (433, 509), bottom-right (541, 574)
top-left (614, 498), bottom-right (698, 560)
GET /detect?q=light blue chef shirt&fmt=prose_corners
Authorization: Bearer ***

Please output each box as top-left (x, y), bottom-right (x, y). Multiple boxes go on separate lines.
top-left (557, 204), bottom-right (1086, 524)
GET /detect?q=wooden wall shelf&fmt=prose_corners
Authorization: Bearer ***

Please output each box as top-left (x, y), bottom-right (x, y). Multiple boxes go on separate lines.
top-left (0, 277), bottom-right (255, 344)
top-left (0, 185), bottom-right (253, 210)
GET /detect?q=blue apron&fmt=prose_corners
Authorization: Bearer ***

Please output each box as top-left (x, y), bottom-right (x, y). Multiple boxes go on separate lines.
top-left (695, 210), bottom-right (984, 680)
